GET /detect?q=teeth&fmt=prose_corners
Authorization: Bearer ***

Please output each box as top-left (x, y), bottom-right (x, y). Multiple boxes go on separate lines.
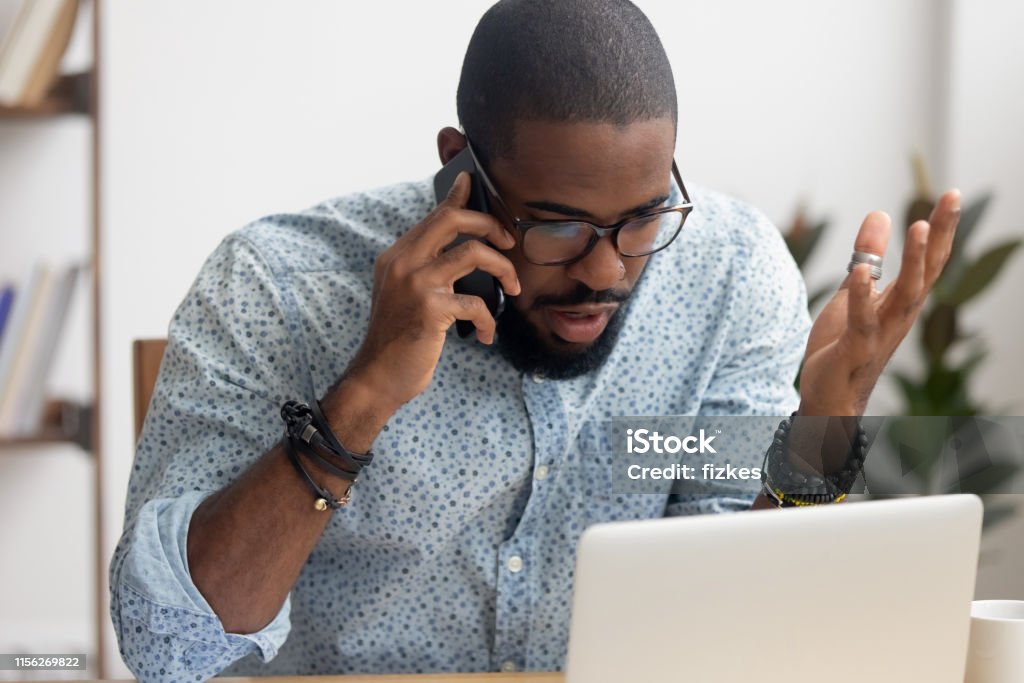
top-left (563, 312), bottom-right (590, 318)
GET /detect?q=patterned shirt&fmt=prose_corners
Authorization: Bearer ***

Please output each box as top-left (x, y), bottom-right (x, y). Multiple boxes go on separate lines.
top-left (109, 176), bottom-right (811, 681)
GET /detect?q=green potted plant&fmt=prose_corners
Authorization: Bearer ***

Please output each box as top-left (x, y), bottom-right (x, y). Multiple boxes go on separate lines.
top-left (882, 156), bottom-right (1021, 524)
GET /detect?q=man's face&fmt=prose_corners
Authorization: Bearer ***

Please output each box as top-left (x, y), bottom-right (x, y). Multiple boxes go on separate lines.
top-left (441, 118), bottom-right (677, 378)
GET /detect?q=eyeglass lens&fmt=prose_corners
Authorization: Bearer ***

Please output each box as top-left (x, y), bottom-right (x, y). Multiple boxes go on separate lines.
top-left (522, 210), bottom-right (685, 264)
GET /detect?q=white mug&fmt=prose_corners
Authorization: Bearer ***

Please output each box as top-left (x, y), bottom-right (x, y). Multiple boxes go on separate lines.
top-left (964, 600), bottom-right (1024, 683)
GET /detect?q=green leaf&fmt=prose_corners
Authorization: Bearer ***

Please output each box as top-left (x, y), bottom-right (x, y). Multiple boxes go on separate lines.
top-left (922, 360), bottom-right (973, 415)
top-left (940, 193), bottom-right (994, 288)
top-left (921, 303), bottom-right (957, 362)
top-left (905, 198), bottom-right (934, 232)
top-left (950, 239), bottom-right (1023, 306)
top-left (952, 193), bottom-right (994, 256)
top-left (890, 371), bottom-right (929, 416)
top-left (955, 346), bottom-right (988, 378)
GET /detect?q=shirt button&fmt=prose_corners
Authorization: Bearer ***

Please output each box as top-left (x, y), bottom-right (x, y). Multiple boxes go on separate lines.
top-left (507, 555), bottom-right (524, 573)
top-left (531, 372), bottom-right (545, 384)
top-left (534, 464), bottom-right (550, 481)
top-left (501, 661), bottom-right (517, 672)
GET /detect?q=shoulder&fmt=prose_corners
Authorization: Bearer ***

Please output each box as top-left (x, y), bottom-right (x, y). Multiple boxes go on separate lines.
top-left (636, 182), bottom-right (804, 325)
top-left (226, 177), bottom-right (436, 279)
top-left (649, 182), bottom-right (795, 285)
top-left (680, 183), bottom-right (786, 255)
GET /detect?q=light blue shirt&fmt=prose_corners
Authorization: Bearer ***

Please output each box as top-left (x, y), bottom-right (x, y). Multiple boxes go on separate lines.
top-left (109, 176), bottom-right (810, 681)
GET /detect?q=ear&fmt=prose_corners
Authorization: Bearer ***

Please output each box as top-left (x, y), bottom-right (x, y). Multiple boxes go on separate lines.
top-left (437, 127), bottom-right (468, 165)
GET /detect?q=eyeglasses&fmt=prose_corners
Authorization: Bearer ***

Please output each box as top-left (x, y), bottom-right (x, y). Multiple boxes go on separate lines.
top-left (463, 135), bottom-right (694, 266)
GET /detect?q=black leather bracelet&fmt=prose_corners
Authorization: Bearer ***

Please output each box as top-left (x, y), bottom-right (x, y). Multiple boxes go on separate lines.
top-left (297, 441), bottom-right (359, 482)
top-left (284, 437), bottom-right (351, 511)
top-left (281, 400), bottom-right (374, 475)
top-left (309, 399), bottom-right (374, 467)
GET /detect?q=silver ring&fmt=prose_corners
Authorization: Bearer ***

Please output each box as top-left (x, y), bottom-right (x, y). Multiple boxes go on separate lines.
top-left (847, 250), bottom-right (883, 280)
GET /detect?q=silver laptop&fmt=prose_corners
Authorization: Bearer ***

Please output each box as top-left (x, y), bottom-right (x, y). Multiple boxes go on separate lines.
top-left (565, 494), bottom-right (983, 683)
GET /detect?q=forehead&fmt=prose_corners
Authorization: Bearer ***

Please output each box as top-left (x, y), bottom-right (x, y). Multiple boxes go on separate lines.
top-left (489, 118), bottom-right (676, 219)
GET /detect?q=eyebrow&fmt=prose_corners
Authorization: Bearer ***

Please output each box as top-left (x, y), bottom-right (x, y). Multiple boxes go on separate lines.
top-left (524, 193), bottom-right (670, 221)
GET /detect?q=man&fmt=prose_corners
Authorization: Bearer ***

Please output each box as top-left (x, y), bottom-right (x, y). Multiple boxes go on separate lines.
top-left (109, 0), bottom-right (960, 679)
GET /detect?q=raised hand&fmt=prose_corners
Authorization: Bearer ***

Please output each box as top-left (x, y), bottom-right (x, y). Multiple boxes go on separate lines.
top-left (797, 190), bottom-right (962, 416)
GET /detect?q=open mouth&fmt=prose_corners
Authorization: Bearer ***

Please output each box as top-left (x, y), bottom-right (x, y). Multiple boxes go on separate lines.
top-left (544, 306), bottom-right (617, 344)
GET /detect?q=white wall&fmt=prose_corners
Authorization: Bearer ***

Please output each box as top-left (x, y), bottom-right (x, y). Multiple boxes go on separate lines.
top-left (945, 0), bottom-right (1024, 411)
top-left (0, 0), bottom-right (1020, 678)
top-left (943, 0), bottom-right (1024, 604)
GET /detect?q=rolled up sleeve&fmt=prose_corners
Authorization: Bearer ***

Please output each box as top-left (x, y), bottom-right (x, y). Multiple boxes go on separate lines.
top-left (110, 232), bottom-right (310, 680)
top-left (114, 491), bottom-right (291, 680)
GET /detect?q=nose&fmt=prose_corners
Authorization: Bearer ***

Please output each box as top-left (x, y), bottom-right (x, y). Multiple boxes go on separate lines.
top-left (564, 236), bottom-right (625, 292)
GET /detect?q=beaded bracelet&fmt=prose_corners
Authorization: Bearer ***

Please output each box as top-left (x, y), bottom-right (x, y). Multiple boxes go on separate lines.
top-left (760, 413), bottom-right (868, 507)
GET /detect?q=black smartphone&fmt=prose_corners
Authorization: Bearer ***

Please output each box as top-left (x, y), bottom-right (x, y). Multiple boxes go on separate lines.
top-left (433, 147), bottom-right (506, 339)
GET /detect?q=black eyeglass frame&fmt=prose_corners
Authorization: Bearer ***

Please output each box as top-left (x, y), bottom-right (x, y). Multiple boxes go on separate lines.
top-left (462, 135), bottom-right (694, 266)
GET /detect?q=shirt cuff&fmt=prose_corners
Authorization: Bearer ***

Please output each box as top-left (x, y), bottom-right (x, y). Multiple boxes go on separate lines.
top-left (118, 490), bottom-right (291, 665)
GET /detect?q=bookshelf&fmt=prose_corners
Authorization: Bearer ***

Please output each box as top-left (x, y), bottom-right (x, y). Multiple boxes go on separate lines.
top-left (0, 71), bottom-right (89, 117)
top-left (0, 0), bottom-right (105, 676)
top-left (0, 398), bottom-right (92, 450)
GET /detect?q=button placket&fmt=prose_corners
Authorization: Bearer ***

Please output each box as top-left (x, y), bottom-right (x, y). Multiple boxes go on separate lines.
top-left (488, 374), bottom-right (566, 672)
top-left (520, 373), bottom-right (567, 518)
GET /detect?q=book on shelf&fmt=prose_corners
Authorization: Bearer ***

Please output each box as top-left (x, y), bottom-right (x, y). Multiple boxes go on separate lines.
top-left (0, 261), bottom-right (83, 438)
top-left (0, 0), bottom-right (79, 107)
top-left (0, 284), bottom-right (15, 341)
top-left (0, 263), bottom-right (45, 415)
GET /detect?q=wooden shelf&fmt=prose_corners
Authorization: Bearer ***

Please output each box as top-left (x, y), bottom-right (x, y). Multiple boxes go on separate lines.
top-left (0, 1), bottom-right (105, 673)
top-left (0, 71), bottom-right (91, 119)
top-left (0, 400), bottom-right (93, 451)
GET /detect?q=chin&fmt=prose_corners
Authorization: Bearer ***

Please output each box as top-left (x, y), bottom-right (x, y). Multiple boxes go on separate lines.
top-left (494, 303), bottom-right (628, 380)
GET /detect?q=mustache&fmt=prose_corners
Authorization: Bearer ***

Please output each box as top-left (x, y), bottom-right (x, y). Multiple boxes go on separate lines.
top-left (529, 283), bottom-right (631, 310)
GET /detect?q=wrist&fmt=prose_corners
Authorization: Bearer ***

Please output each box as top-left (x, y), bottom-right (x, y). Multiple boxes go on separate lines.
top-left (319, 372), bottom-right (398, 454)
top-left (787, 412), bottom-right (861, 476)
top-left (796, 399), bottom-right (861, 417)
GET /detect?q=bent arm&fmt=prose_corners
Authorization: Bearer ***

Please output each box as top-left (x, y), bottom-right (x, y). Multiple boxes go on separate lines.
top-left (110, 491), bottom-right (292, 680)
top-left (186, 376), bottom-right (390, 633)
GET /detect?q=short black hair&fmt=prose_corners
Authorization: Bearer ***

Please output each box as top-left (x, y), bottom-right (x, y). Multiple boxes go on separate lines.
top-left (457, 0), bottom-right (678, 164)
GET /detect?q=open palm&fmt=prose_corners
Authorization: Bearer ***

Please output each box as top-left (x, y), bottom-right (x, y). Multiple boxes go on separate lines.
top-left (798, 190), bottom-right (962, 416)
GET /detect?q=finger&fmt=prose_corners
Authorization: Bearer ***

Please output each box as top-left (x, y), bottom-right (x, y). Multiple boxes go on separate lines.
top-left (923, 189), bottom-right (961, 286)
top-left (409, 172), bottom-right (516, 257)
top-left (424, 207), bottom-right (517, 261)
top-left (879, 220), bottom-right (929, 326)
top-left (447, 169), bottom-right (471, 207)
top-left (844, 263), bottom-right (880, 365)
top-left (838, 211), bottom-right (892, 291)
top-left (445, 293), bottom-right (498, 344)
top-left (421, 239), bottom-right (521, 296)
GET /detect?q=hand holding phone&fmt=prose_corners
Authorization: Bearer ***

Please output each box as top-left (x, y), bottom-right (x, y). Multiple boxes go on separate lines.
top-left (433, 147), bottom-right (507, 337)
top-left (341, 169), bottom-right (520, 415)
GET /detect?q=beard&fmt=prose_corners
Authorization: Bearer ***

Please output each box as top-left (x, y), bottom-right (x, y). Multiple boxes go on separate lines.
top-left (493, 280), bottom-right (636, 380)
